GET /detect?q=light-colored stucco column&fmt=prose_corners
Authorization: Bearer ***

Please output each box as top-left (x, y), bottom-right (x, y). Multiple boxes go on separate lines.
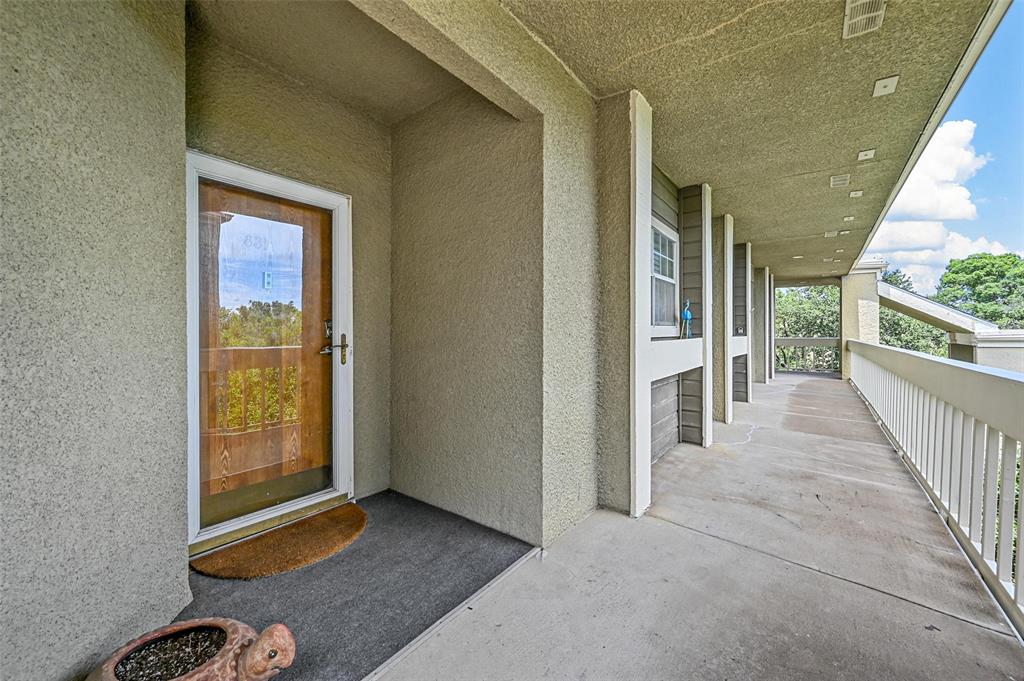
top-left (768, 273), bottom-right (776, 379)
top-left (711, 214), bottom-right (734, 422)
top-left (841, 260), bottom-right (885, 379)
top-left (752, 266), bottom-right (770, 383)
top-left (3, 2), bottom-right (191, 677)
top-left (595, 89), bottom-right (654, 518)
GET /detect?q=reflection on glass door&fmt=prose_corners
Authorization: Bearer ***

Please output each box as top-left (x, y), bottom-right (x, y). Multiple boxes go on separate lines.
top-left (198, 179), bottom-right (333, 529)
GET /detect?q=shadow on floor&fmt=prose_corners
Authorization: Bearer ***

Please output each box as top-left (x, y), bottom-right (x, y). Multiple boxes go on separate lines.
top-left (177, 490), bottom-right (531, 681)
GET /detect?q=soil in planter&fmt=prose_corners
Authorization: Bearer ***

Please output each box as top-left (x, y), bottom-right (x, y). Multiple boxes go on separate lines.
top-left (114, 626), bottom-right (227, 681)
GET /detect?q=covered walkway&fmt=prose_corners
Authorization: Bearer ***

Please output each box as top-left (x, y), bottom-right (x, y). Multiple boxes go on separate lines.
top-left (372, 374), bottom-right (1024, 680)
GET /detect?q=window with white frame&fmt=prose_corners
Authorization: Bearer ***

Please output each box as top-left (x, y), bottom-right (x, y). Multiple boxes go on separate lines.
top-left (651, 216), bottom-right (680, 337)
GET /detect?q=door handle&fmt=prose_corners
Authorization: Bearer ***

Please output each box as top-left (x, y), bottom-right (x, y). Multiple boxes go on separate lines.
top-left (319, 333), bottom-right (349, 364)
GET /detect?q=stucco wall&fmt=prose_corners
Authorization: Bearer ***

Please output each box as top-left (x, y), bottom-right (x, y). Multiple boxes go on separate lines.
top-left (841, 271), bottom-right (880, 380)
top-left (390, 89), bottom-right (545, 544)
top-left (752, 267), bottom-right (768, 383)
top-left (1, 2), bottom-right (190, 678)
top-left (595, 92), bottom-right (632, 513)
top-left (355, 0), bottom-right (600, 544)
top-left (976, 346), bottom-right (1024, 373)
top-left (186, 31), bottom-right (392, 497)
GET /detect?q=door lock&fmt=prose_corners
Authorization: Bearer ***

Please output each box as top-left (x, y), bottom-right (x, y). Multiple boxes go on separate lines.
top-left (319, 333), bottom-right (349, 364)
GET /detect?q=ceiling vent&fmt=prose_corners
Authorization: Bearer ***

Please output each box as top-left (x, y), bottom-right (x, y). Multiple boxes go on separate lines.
top-left (843, 0), bottom-right (887, 39)
top-left (830, 174), bottom-right (851, 188)
top-left (824, 230), bottom-right (838, 238)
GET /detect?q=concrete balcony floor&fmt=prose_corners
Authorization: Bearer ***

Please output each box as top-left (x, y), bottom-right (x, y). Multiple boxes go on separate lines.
top-left (373, 373), bottom-right (1024, 680)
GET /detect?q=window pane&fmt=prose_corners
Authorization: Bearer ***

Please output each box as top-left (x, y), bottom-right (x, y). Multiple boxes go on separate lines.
top-left (198, 179), bottom-right (334, 529)
top-left (652, 228), bottom-right (671, 258)
top-left (661, 254), bottom-right (674, 279)
top-left (652, 277), bottom-right (677, 327)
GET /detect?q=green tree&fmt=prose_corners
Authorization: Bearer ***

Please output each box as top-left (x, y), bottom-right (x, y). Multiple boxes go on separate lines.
top-left (219, 300), bottom-right (302, 347)
top-left (774, 285), bottom-right (840, 372)
top-left (215, 300), bottom-right (302, 429)
top-left (879, 269), bottom-right (947, 358)
top-left (934, 253), bottom-right (1024, 329)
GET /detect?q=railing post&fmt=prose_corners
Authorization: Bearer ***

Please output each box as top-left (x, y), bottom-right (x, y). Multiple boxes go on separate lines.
top-left (968, 419), bottom-right (986, 542)
top-left (921, 382), bottom-right (929, 466)
top-left (958, 414), bottom-right (974, 526)
top-left (983, 426), bottom-right (1000, 563)
top-left (949, 409), bottom-right (964, 518)
top-left (997, 436), bottom-right (1016, 581)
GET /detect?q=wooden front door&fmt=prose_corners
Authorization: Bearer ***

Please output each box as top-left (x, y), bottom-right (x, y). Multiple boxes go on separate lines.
top-left (197, 179), bottom-right (334, 529)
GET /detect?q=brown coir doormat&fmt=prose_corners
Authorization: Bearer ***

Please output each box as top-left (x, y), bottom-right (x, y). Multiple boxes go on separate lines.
top-left (190, 503), bottom-right (367, 579)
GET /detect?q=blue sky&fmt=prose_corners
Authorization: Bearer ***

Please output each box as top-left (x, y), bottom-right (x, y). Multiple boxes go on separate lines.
top-left (218, 213), bottom-right (304, 310)
top-left (867, 2), bottom-right (1023, 293)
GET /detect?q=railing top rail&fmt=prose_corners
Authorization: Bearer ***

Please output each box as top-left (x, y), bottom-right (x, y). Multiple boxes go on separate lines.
top-left (775, 337), bottom-right (840, 346)
top-left (848, 340), bottom-right (1024, 441)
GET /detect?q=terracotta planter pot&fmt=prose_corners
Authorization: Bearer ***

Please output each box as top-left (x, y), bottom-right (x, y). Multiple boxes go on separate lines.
top-left (86, 617), bottom-right (295, 681)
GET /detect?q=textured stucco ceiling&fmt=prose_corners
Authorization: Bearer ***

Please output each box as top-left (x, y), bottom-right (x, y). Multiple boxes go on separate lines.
top-left (188, 0), bottom-right (466, 126)
top-left (502, 0), bottom-right (991, 279)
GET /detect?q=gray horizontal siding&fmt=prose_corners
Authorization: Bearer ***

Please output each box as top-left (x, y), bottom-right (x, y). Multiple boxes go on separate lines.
top-left (733, 243), bottom-right (748, 336)
top-left (680, 185), bottom-right (703, 338)
top-left (651, 374), bottom-right (680, 462)
top-left (733, 355), bottom-right (748, 402)
top-left (652, 165), bottom-right (679, 227)
top-left (680, 366), bottom-right (702, 445)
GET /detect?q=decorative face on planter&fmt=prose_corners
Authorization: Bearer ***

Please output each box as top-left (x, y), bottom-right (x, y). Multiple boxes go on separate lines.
top-left (240, 624), bottom-right (297, 681)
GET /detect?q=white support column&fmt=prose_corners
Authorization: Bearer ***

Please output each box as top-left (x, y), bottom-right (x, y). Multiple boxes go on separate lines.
top-left (768, 272), bottom-right (776, 380)
top-left (744, 242), bottom-right (753, 401)
top-left (700, 185), bottom-right (714, 446)
top-left (628, 90), bottom-right (653, 517)
top-left (712, 214), bottom-right (734, 423)
top-left (763, 266), bottom-right (771, 383)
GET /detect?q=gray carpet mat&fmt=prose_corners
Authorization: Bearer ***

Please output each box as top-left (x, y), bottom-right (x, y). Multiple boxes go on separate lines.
top-left (177, 490), bottom-right (532, 680)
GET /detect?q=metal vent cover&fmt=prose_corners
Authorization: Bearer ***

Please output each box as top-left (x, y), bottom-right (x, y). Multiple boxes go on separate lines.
top-left (843, 0), bottom-right (887, 39)
top-left (830, 174), bottom-right (851, 188)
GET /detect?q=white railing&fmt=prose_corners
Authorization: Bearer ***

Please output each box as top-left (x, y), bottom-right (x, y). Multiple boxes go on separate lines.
top-left (848, 340), bottom-right (1024, 636)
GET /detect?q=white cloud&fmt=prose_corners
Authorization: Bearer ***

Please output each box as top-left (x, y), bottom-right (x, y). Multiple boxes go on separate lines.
top-left (889, 119), bottom-right (990, 221)
top-left (867, 221), bottom-right (1016, 294)
top-left (868, 220), bottom-right (947, 251)
top-left (864, 119), bottom-right (1012, 294)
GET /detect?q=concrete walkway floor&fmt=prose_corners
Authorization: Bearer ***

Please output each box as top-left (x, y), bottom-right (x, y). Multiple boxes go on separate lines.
top-left (371, 373), bottom-right (1024, 680)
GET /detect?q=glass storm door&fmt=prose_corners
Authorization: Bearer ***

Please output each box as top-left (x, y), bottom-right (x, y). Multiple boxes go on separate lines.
top-left (197, 179), bottom-right (334, 529)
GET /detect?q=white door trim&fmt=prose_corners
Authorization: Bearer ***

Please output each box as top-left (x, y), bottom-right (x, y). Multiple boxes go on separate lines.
top-left (185, 150), bottom-right (354, 546)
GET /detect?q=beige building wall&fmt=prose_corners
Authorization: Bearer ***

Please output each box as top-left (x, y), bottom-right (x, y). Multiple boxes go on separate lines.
top-left (1, 2), bottom-right (191, 678)
top-left (186, 31), bottom-right (393, 498)
top-left (390, 89), bottom-right (545, 544)
top-left (975, 345), bottom-right (1024, 373)
top-left (841, 269), bottom-right (881, 379)
top-left (595, 92), bottom-right (633, 513)
top-left (355, 0), bottom-right (601, 543)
